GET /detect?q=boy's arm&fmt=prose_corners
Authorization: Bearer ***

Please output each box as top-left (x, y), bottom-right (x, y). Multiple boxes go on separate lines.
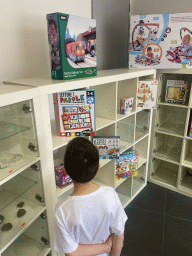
top-left (65, 234), bottom-right (112, 256)
top-left (110, 233), bottom-right (124, 256)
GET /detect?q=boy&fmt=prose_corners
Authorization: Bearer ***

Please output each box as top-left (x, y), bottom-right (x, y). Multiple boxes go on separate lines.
top-left (54, 137), bottom-right (128, 256)
top-left (181, 34), bottom-right (192, 55)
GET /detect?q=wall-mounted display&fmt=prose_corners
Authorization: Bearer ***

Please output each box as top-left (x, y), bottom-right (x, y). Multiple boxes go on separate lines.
top-left (56, 90), bottom-right (96, 137)
top-left (47, 12), bottom-right (97, 80)
top-left (129, 12), bottom-right (192, 69)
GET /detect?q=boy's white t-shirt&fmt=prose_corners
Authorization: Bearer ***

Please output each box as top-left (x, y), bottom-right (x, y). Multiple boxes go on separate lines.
top-left (54, 185), bottom-right (128, 255)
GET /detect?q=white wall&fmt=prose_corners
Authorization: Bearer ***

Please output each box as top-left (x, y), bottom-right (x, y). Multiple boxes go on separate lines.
top-left (1, 0), bottom-right (91, 82)
top-left (130, 0), bottom-right (192, 15)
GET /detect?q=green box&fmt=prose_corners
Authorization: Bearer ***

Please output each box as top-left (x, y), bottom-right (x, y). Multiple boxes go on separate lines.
top-left (47, 12), bottom-right (97, 80)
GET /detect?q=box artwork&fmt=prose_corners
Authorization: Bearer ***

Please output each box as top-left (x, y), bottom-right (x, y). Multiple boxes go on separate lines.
top-left (116, 151), bottom-right (138, 180)
top-left (188, 111), bottom-right (192, 138)
top-left (165, 80), bottom-right (188, 104)
top-left (137, 80), bottom-right (158, 110)
top-left (120, 97), bottom-right (134, 115)
top-left (129, 13), bottom-right (192, 69)
top-left (55, 163), bottom-right (72, 189)
top-left (47, 12), bottom-right (97, 80)
top-left (57, 90), bottom-right (96, 137)
top-left (92, 137), bottom-right (120, 159)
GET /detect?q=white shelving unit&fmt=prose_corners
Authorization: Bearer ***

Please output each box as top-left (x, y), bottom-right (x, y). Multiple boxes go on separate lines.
top-left (149, 69), bottom-right (192, 198)
top-left (3, 68), bottom-right (156, 255)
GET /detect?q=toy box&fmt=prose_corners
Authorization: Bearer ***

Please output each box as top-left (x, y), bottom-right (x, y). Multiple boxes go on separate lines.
top-left (55, 163), bottom-right (72, 188)
top-left (120, 97), bottom-right (134, 114)
top-left (92, 136), bottom-right (120, 159)
top-left (129, 13), bottom-right (192, 69)
top-left (165, 80), bottom-right (188, 104)
top-left (137, 80), bottom-right (158, 110)
top-left (47, 12), bottom-right (97, 80)
top-left (116, 151), bottom-right (138, 180)
top-left (56, 90), bottom-right (96, 137)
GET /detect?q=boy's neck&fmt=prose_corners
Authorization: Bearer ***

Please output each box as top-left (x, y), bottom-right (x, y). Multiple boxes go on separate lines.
top-left (70, 181), bottom-right (100, 196)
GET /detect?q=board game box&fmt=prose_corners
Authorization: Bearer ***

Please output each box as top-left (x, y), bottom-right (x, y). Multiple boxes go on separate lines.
top-left (92, 136), bottom-right (120, 159)
top-left (47, 12), bottom-right (97, 80)
top-left (120, 97), bottom-right (134, 114)
top-left (129, 13), bottom-right (192, 69)
top-left (56, 90), bottom-right (96, 137)
top-left (116, 151), bottom-right (138, 180)
top-left (55, 163), bottom-right (72, 188)
top-left (165, 80), bottom-right (188, 104)
top-left (137, 80), bottom-right (158, 110)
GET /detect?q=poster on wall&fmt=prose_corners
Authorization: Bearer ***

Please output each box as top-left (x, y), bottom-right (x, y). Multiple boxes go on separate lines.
top-left (56, 90), bottom-right (96, 137)
top-left (129, 12), bottom-right (192, 69)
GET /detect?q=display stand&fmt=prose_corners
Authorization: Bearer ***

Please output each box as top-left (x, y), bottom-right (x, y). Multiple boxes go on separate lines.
top-left (2, 68), bottom-right (156, 255)
top-left (149, 69), bottom-right (192, 198)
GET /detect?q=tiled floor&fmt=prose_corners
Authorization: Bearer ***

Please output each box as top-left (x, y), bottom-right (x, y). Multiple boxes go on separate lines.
top-left (121, 182), bottom-right (192, 256)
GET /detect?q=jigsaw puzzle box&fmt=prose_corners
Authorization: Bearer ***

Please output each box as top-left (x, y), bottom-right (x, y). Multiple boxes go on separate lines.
top-left (129, 12), bottom-right (192, 69)
top-left (47, 12), bottom-right (97, 80)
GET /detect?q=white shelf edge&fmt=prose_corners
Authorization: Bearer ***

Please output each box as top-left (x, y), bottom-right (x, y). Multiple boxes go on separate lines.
top-left (157, 102), bottom-right (189, 108)
top-left (153, 154), bottom-right (180, 166)
top-left (0, 157), bottom-right (40, 186)
top-left (56, 183), bottom-right (73, 198)
top-left (155, 129), bottom-right (184, 138)
top-left (135, 133), bottom-right (149, 144)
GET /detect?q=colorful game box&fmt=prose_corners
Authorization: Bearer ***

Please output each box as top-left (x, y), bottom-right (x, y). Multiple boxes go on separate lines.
top-left (55, 163), bottom-right (72, 189)
top-left (137, 80), bottom-right (158, 110)
top-left (165, 80), bottom-right (188, 104)
top-left (188, 111), bottom-right (192, 138)
top-left (120, 97), bottom-right (134, 114)
top-left (129, 13), bottom-right (192, 69)
top-left (57, 90), bottom-right (96, 137)
top-left (92, 136), bottom-right (120, 159)
top-left (116, 151), bottom-right (139, 180)
top-left (47, 12), bottom-right (97, 80)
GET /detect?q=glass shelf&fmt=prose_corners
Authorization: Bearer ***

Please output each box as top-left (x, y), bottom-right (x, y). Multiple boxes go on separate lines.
top-left (0, 121), bottom-right (30, 142)
top-left (151, 158), bottom-right (179, 188)
top-left (132, 164), bottom-right (146, 196)
top-left (135, 109), bottom-right (150, 141)
top-left (116, 178), bottom-right (132, 205)
top-left (154, 133), bottom-right (182, 163)
top-left (178, 167), bottom-right (192, 194)
top-left (156, 105), bottom-right (187, 136)
top-left (1, 212), bottom-right (50, 256)
top-left (184, 139), bottom-right (192, 166)
top-left (116, 115), bottom-right (135, 152)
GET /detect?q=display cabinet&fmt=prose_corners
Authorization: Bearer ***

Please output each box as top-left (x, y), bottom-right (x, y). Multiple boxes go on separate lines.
top-left (0, 84), bottom-right (53, 256)
top-left (4, 68), bottom-right (156, 255)
top-left (149, 69), bottom-right (192, 198)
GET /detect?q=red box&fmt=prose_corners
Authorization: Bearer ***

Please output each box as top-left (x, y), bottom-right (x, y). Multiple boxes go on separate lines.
top-left (55, 163), bottom-right (72, 188)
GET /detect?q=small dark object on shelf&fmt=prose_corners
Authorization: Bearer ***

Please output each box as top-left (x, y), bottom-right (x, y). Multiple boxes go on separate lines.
top-left (1, 223), bottom-right (13, 231)
top-left (17, 201), bottom-right (25, 208)
top-left (0, 214), bottom-right (4, 224)
top-left (17, 209), bottom-right (26, 218)
top-left (41, 236), bottom-right (49, 245)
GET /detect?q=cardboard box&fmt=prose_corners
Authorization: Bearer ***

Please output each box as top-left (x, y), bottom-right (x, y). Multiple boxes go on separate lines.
top-left (120, 97), bottom-right (134, 114)
top-left (56, 90), bottom-right (96, 137)
top-left (165, 80), bottom-right (188, 104)
top-left (55, 163), bottom-right (72, 188)
top-left (137, 80), bottom-right (158, 110)
top-left (129, 13), bottom-right (192, 69)
top-left (116, 151), bottom-right (138, 180)
top-left (93, 136), bottom-right (120, 159)
top-left (47, 12), bottom-right (97, 80)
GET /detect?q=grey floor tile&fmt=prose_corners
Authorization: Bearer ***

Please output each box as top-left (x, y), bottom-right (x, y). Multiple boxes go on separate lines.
top-left (126, 181), bottom-right (166, 214)
top-left (122, 207), bottom-right (164, 256)
top-left (163, 215), bottom-right (192, 256)
top-left (165, 189), bottom-right (192, 221)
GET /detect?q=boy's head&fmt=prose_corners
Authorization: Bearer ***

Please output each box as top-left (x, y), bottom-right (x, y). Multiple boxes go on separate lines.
top-left (182, 34), bottom-right (191, 45)
top-left (147, 46), bottom-right (152, 52)
top-left (64, 137), bottom-right (99, 183)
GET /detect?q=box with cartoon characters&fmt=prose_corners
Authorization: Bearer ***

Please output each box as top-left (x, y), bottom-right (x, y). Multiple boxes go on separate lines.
top-left (129, 13), bottom-right (192, 69)
top-left (47, 12), bottom-right (97, 80)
